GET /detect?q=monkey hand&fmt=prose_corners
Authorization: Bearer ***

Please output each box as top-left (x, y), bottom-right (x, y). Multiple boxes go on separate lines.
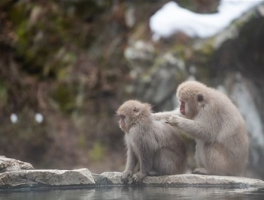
top-left (152, 113), bottom-right (162, 120)
top-left (121, 170), bottom-right (133, 183)
top-left (166, 115), bottom-right (180, 126)
top-left (132, 172), bottom-right (146, 184)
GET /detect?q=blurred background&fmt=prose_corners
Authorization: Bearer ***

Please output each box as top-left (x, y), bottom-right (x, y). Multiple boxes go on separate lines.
top-left (0, 0), bottom-right (264, 179)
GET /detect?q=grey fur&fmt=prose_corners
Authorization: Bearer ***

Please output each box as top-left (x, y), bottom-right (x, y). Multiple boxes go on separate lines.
top-left (154, 81), bottom-right (249, 176)
top-left (117, 100), bottom-right (186, 183)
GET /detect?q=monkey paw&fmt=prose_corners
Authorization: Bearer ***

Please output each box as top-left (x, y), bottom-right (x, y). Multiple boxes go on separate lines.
top-left (166, 115), bottom-right (179, 126)
top-left (192, 168), bottom-right (209, 175)
top-left (148, 170), bottom-right (159, 176)
top-left (121, 170), bottom-right (133, 183)
top-left (152, 113), bottom-right (162, 120)
top-left (132, 172), bottom-right (146, 184)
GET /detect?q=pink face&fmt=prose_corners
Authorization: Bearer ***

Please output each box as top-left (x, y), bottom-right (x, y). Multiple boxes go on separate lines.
top-left (118, 115), bottom-right (126, 132)
top-left (180, 101), bottom-right (186, 116)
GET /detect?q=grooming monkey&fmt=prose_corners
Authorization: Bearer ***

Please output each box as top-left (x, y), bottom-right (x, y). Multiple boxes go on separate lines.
top-left (154, 80), bottom-right (249, 176)
top-left (117, 100), bottom-right (186, 183)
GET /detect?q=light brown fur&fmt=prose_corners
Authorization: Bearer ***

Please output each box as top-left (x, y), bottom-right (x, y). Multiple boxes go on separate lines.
top-left (117, 100), bottom-right (186, 183)
top-left (161, 81), bottom-right (249, 176)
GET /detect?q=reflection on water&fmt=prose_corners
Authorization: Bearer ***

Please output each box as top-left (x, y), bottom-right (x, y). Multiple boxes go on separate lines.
top-left (0, 187), bottom-right (264, 200)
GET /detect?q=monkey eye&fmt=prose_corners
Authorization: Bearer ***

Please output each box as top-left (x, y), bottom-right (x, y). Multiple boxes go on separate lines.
top-left (119, 115), bottom-right (125, 120)
top-left (197, 94), bottom-right (204, 102)
top-left (179, 100), bottom-right (185, 105)
top-left (133, 107), bottom-right (139, 113)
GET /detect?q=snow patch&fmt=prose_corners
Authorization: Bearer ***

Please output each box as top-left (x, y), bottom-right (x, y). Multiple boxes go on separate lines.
top-left (10, 113), bottom-right (18, 124)
top-left (150, 0), bottom-right (264, 40)
top-left (35, 113), bottom-right (44, 123)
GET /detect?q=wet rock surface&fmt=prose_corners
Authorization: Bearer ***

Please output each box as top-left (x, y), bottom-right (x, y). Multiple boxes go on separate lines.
top-left (0, 168), bottom-right (95, 189)
top-left (0, 156), bottom-right (34, 172)
top-left (0, 169), bottom-right (264, 190)
top-left (96, 172), bottom-right (264, 188)
top-left (1, 157), bottom-right (264, 190)
top-left (0, 158), bottom-right (264, 190)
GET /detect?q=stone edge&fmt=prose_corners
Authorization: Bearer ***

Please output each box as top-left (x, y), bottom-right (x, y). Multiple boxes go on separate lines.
top-left (0, 170), bottom-right (264, 191)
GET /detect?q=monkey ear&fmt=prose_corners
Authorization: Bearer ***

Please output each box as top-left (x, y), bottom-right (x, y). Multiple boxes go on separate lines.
top-left (144, 103), bottom-right (152, 109)
top-left (133, 107), bottom-right (139, 113)
top-left (197, 94), bottom-right (204, 102)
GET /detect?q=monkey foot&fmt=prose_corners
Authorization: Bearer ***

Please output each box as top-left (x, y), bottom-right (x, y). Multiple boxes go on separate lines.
top-left (121, 171), bottom-right (132, 183)
top-left (192, 168), bottom-right (209, 175)
top-left (148, 170), bottom-right (159, 176)
top-left (132, 172), bottom-right (146, 183)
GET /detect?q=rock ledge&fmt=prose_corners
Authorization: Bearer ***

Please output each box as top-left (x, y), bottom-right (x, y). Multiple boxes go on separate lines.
top-left (1, 158), bottom-right (264, 190)
top-left (1, 170), bottom-right (264, 190)
top-left (96, 172), bottom-right (264, 188)
top-left (0, 168), bottom-right (95, 190)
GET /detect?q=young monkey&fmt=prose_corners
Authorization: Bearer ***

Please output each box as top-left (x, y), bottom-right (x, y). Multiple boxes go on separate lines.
top-left (117, 100), bottom-right (186, 183)
top-left (154, 81), bottom-right (249, 176)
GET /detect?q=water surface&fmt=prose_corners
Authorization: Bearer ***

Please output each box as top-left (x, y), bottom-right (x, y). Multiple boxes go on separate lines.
top-left (1, 187), bottom-right (264, 200)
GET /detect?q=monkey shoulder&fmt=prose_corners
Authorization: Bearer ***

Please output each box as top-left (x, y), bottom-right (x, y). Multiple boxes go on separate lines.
top-left (124, 128), bottom-right (139, 144)
top-left (153, 120), bottom-right (183, 141)
top-left (153, 120), bottom-right (175, 132)
top-left (212, 91), bottom-right (240, 113)
top-left (126, 124), bottom-right (159, 145)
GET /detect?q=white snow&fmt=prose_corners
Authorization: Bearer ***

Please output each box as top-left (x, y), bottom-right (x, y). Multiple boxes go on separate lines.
top-left (10, 113), bottom-right (18, 124)
top-left (150, 0), bottom-right (264, 40)
top-left (35, 113), bottom-right (44, 123)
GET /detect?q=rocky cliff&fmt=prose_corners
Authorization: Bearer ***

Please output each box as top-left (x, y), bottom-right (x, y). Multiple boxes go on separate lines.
top-left (124, 2), bottom-right (264, 178)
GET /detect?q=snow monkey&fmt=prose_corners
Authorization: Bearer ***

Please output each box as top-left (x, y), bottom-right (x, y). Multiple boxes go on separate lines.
top-left (117, 100), bottom-right (186, 183)
top-left (155, 80), bottom-right (249, 176)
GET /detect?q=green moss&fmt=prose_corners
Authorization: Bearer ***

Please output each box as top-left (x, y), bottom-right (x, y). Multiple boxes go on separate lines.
top-left (177, 0), bottom-right (194, 10)
top-left (6, 2), bottom-right (79, 78)
top-left (172, 44), bottom-right (189, 60)
top-left (77, 134), bottom-right (86, 148)
top-left (0, 84), bottom-right (8, 108)
top-left (7, 3), bottom-right (30, 27)
top-left (199, 40), bottom-right (214, 56)
top-left (51, 83), bottom-right (76, 114)
top-left (89, 141), bottom-right (105, 162)
top-left (174, 71), bottom-right (186, 82)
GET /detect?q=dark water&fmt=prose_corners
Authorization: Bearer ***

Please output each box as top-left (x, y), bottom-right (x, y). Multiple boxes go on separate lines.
top-left (0, 187), bottom-right (264, 200)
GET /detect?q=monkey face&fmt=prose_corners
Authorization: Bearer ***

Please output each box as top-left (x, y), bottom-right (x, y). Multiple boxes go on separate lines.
top-left (177, 81), bottom-right (207, 119)
top-left (117, 100), bottom-right (152, 133)
top-left (178, 97), bottom-right (199, 119)
top-left (118, 115), bottom-right (127, 132)
top-left (179, 101), bottom-right (186, 115)
top-left (179, 100), bottom-right (191, 117)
